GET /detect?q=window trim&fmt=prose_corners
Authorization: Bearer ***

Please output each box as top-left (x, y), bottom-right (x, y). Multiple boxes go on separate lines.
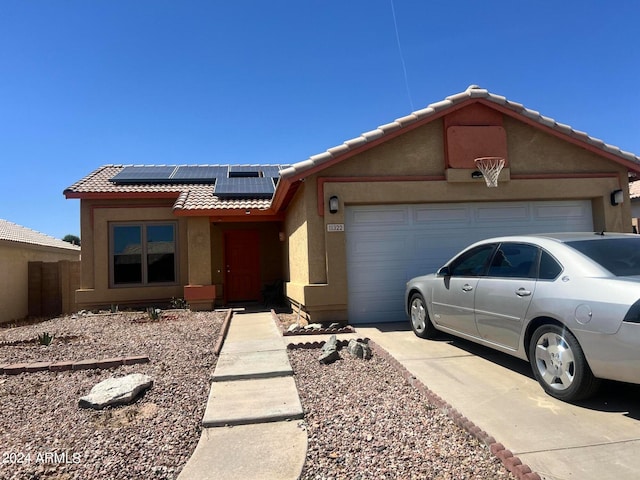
top-left (109, 221), bottom-right (179, 288)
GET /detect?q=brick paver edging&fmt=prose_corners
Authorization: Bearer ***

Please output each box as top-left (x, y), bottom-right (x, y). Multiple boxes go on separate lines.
top-left (285, 336), bottom-right (540, 480)
top-left (269, 309), bottom-right (355, 336)
top-left (0, 355), bottom-right (149, 375)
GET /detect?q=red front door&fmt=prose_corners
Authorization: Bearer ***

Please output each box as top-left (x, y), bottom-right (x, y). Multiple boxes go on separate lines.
top-left (224, 230), bottom-right (261, 302)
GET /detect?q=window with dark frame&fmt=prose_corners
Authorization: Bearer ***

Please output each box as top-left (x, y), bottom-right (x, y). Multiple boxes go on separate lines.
top-left (111, 222), bottom-right (177, 286)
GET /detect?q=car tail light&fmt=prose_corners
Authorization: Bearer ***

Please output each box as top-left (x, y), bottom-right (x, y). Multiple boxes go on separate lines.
top-left (623, 300), bottom-right (640, 324)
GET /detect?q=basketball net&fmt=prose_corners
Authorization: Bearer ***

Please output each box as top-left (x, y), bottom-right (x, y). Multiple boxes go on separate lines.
top-left (474, 157), bottom-right (505, 188)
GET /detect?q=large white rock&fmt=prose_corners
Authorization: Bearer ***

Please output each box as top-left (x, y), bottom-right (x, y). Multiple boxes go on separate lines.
top-left (79, 374), bottom-right (153, 410)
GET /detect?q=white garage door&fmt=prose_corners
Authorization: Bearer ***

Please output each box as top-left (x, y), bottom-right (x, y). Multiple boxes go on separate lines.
top-left (346, 200), bottom-right (593, 324)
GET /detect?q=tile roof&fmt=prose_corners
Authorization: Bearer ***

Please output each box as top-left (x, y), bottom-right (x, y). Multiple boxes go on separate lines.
top-left (280, 85), bottom-right (640, 180)
top-left (0, 219), bottom-right (81, 251)
top-left (64, 165), bottom-right (273, 211)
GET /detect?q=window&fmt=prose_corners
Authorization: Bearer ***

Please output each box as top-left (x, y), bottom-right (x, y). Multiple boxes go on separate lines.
top-left (111, 222), bottom-right (177, 286)
top-left (488, 243), bottom-right (539, 278)
top-left (566, 237), bottom-right (640, 276)
top-left (449, 244), bottom-right (497, 277)
top-left (539, 250), bottom-right (563, 280)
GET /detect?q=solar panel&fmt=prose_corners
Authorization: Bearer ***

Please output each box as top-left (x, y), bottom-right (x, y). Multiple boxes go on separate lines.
top-left (229, 165), bottom-right (263, 174)
top-left (260, 165), bottom-right (289, 178)
top-left (110, 166), bottom-right (177, 183)
top-left (110, 164), bottom-right (287, 188)
top-left (170, 166), bottom-right (227, 183)
top-left (215, 177), bottom-right (275, 198)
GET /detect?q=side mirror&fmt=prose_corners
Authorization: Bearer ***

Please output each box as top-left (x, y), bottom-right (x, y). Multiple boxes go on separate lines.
top-left (437, 266), bottom-right (451, 277)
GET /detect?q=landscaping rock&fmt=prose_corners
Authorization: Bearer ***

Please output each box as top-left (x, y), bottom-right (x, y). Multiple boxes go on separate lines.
top-left (79, 374), bottom-right (153, 410)
top-left (319, 335), bottom-right (340, 364)
top-left (347, 339), bottom-right (372, 360)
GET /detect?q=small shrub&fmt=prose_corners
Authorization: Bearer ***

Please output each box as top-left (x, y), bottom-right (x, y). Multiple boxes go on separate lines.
top-left (37, 332), bottom-right (55, 346)
top-left (170, 297), bottom-right (189, 309)
top-left (110, 304), bottom-right (119, 314)
top-left (147, 307), bottom-right (162, 321)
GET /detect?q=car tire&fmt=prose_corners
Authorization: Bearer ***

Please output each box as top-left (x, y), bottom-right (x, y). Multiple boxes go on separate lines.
top-left (409, 293), bottom-right (437, 339)
top-left (529, 324), bottom-right (601, 402)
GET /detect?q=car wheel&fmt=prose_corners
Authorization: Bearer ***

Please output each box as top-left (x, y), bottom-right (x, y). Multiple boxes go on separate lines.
top-left (529, 324), bottom-right (600, 401)
top-left (409, 293), bottom-right (437, 339)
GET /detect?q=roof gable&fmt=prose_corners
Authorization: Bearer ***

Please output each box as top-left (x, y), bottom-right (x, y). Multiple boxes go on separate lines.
top-left (279, 85), bottom-right (640, 182)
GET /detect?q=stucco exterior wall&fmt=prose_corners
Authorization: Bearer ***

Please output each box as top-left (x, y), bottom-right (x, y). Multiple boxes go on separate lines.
top-left (0, 241), bottom-right (80, 324)
top-left (284, 114), bottom-right (632, 322)
top-left (76, 199), bottom-right (188, 309)
top-left (283, 184), bottom-right (311, 304)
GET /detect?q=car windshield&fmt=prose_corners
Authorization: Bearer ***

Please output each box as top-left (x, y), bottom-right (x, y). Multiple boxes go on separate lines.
top-left (565, 237), bottom-right (640, 276)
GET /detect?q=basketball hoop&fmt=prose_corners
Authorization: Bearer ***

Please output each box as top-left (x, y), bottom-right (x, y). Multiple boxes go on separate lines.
top-left (474, 157), bottom-right (505, 187)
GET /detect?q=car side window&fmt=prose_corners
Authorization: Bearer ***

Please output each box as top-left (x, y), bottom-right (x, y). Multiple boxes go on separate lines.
top-left (449, 244), bottom-right (497, 277)
top-left (539, 250), bottom-right (563, 280)
top-left (488, 243), bottom-right (539, 278)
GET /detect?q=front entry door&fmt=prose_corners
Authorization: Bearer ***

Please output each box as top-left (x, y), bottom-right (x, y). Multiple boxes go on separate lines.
top-left (224, 230), bottom-right (261, 302)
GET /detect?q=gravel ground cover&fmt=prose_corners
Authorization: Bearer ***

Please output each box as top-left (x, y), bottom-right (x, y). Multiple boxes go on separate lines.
top-left (289, 346), bottom-right (516, 480)
top-left (0, 310), bottom-right (224, 480)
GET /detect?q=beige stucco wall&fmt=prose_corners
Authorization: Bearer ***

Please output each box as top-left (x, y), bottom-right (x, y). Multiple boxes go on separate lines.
top-left (0, 241), bottom-right (80, 324)
top-left (76, 199), bottom-right (188, 309)
top-left (284, 116), bottom-right (633, 322)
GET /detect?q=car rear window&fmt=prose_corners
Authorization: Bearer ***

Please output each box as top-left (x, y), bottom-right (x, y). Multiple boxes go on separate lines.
top-left (566, 237), bottom-right (640, 276)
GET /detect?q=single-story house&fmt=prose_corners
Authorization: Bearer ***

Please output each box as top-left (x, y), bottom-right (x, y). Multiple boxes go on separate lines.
top-left (0, 219), bottom-right (81, 324)
top-left (64, 85), bottom-right (640, 324)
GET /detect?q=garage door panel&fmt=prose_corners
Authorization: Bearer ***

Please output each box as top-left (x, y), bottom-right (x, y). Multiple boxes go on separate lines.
top-left (347, 265), bottom-right (406, 292)
top-left (533, 202), bottom-right (591, 221)
top-left (350, 207), bottom-right (409, 226)
top-left (349, 291), bottom-right (406, 321)
top-left (414, 206), bottom-right (470, 224)
top-left (475, 204), bottom-right (530, 222)
top-left (350, 234), bottom-right (411, 257)
top-left (347, 200), bottom-right (593, 324)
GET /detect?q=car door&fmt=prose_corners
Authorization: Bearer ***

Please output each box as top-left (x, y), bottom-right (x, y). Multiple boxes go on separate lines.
top-left (474, 242), bottom-right (538, 350)
top-left (431, 243), bottom-right (497, 337)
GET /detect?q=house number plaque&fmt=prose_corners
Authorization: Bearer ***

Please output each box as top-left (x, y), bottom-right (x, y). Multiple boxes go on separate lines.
top-left (327, 223), bottom-right (345, 232)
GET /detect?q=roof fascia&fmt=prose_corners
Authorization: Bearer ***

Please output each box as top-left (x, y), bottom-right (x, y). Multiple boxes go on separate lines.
top-left (475, 99), bottom-right (640, 174)
top-left (204, 211), bottom-right (285, 222)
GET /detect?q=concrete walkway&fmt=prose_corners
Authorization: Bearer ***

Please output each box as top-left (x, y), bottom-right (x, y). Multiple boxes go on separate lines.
top-left (178, 311), bottom-right (307, 480)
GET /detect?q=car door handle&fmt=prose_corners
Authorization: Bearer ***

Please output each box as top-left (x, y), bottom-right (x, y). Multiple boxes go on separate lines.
top-left (462, 284), bottom-right (474, 292)
top-left (515, 288), bottom-right (532, 297)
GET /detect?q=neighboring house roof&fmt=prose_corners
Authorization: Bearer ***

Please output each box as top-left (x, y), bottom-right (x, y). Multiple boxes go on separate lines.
top-left (279, 84), bottom-right (640, 182)
top-left (0, 219), bottom-right (81, 251)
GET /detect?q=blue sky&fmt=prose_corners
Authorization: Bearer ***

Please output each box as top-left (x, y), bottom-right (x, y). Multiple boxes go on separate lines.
top-left (1, 1), bottom-right (639, 239)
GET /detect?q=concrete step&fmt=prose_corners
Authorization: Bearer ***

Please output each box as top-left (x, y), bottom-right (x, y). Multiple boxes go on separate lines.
top-left (202, 376), bottom-right (304, 427)
top-left (211, 349), bottom-right (293, 382)
top-left (177, 421), bottom-right (307, 480)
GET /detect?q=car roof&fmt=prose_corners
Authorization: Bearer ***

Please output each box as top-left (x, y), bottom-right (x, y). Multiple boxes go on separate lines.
top-left (480, 232), bottom-right (638, 244)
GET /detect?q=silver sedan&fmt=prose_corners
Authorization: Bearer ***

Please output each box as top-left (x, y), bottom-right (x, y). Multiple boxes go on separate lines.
top-left (405, 233), bottom-right (640, 402)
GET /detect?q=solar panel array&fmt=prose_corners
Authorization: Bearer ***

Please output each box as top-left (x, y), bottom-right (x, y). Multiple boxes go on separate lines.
top-left (109, 165), bottom-right (289, 199)
top-left (215, 177), bottom-right (276, 198)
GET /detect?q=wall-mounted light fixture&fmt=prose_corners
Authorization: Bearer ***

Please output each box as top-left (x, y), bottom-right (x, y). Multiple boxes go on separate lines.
top-left (278, 231), bottom-right (286, 242)
top-left (611, 189), bottom-right (624, 206)
top-left (329, 195), bottom-right (339, 214)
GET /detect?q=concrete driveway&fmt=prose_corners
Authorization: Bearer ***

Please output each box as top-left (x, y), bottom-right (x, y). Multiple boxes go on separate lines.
top-left (356, 323), bottom-right (640, 480)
